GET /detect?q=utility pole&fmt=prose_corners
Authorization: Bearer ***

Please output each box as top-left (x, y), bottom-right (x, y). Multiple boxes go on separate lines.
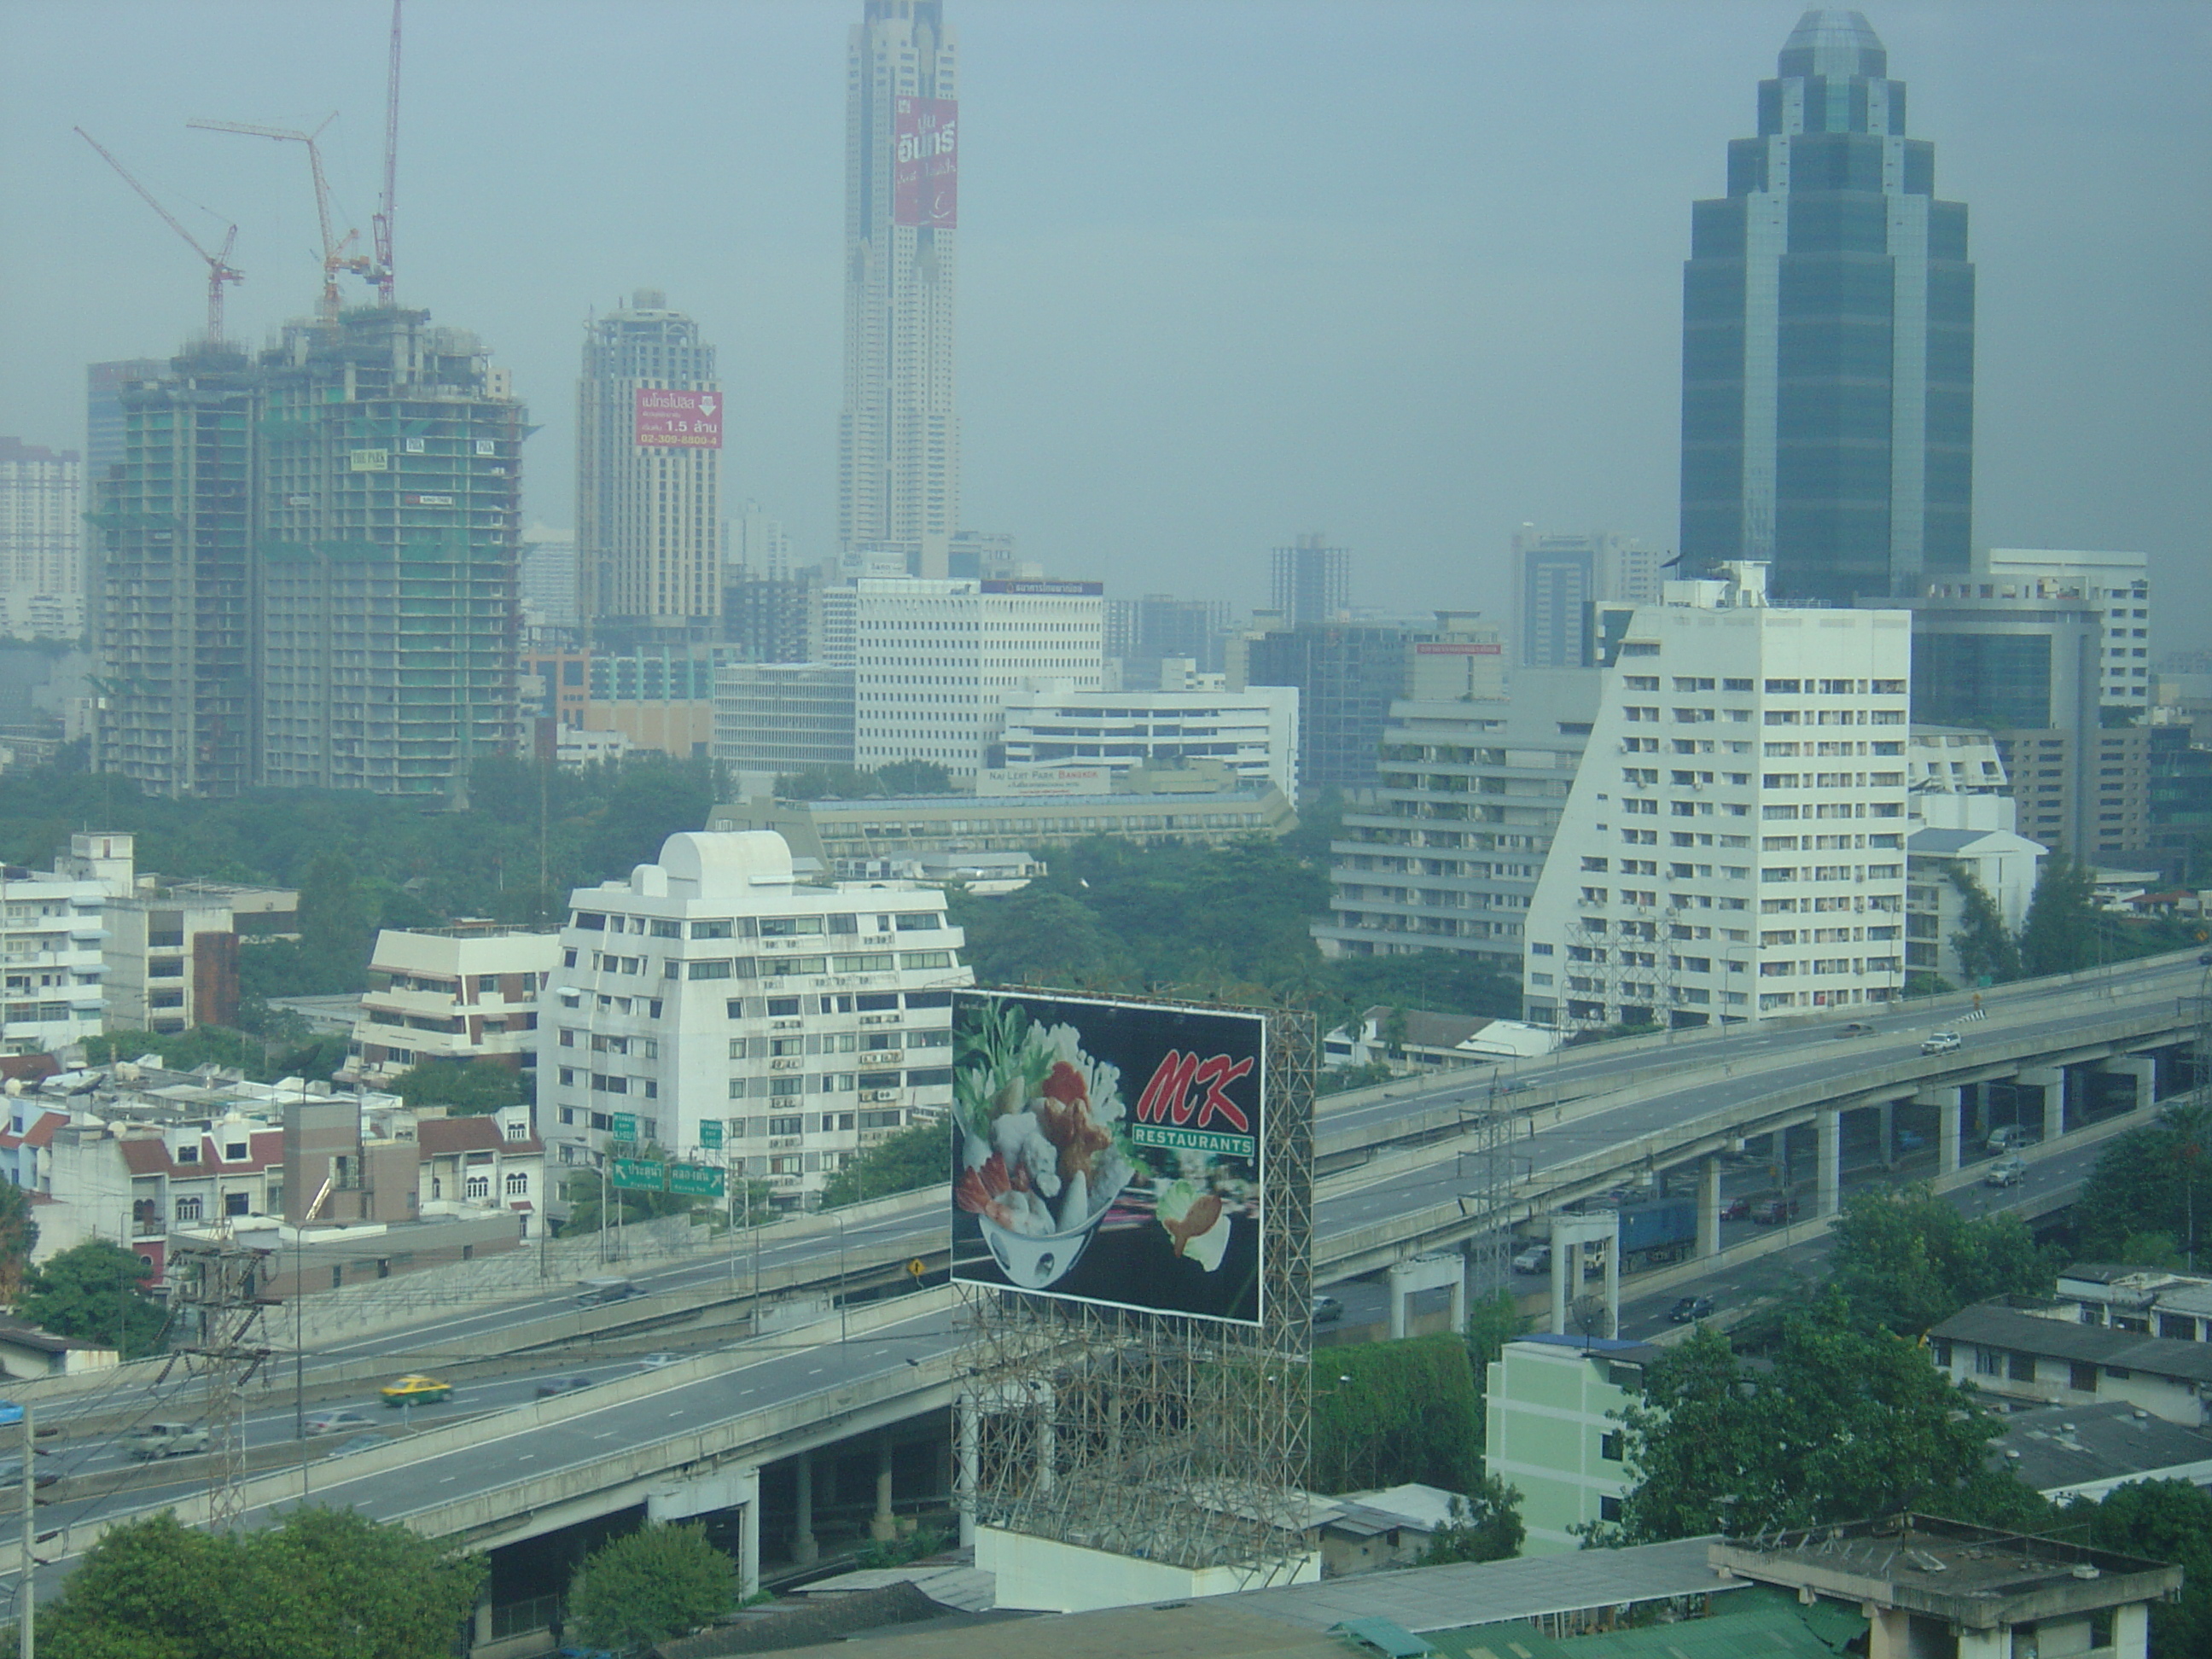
top-left (17, 1401), bottom-right (32, 1659)
top-left (164, 1236), bottom-right (273, 1531)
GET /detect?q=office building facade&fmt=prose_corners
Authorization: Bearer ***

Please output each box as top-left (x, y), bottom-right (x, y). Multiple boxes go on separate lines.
top-left (1270, 533), bottom-right (1349, 628)
top-left (577, 291), bottom-right (723, 627)
top-left (1524, 565), bottom-right (1912, 1032)
top-left (1318, 669), bottom-right (1601, 973)
top-left (0, 439), bottom-right (84, 640)
top-left (840, 0), bottom-right (961, 568)
top-left (1679, 9), bottom-right (1973, 603)
top-left (713, 663), bottom-right (859, 777)
top-left (0, 860), bottom-right (106, 1057)
top-left (1516, 530), bottom-right (1663, 670)
top-left (538, 830), bottom-right (969, 1211)
top-left (995, 684), bottom-right (1300, 798)
top-left (1983, 549), bottom-right (2151, 713)
top-left (346, 926), bottom-right (560, 1087)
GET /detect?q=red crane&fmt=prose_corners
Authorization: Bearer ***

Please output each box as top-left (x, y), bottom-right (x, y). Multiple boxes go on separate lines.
top-left (76, 127), bottom-right (243, 343)
top-left (189, 113), bottom-right (369, 320)
top-left (371, 0), bottom-right (403, 305)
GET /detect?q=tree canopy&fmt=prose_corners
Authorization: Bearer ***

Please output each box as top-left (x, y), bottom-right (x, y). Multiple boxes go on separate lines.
top-left (0, 1180), bottom-right (37, 1304)
top-left (388, 1059), bottom-right (525, 1115)
top-left (818, 1119), bottom-right (947, 1208)
top-left (1601, 1300), bottom-right (2040, 1545)
top-left (567, 1521), bottom-right (736, 1651)
top-left (2018, 856), bottom-right (2101, 979)
top-left (1826, 1185), bottom-right (2059, 1336)
top-left (20, 1237), bottom-right (168, 1359)
top-left (34, 1506), bottom-right (483, 1659)
top-left (2075, 1102), bottom-right (2212, 1266)
top-left (1311, 1333), bottom-right (1486, 1497)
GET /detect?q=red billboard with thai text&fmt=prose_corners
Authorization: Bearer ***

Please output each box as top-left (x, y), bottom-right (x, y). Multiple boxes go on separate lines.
top-left (894, 96), bottom-right (958, 230)
top-left (632, 387), bottom-right (722, 449)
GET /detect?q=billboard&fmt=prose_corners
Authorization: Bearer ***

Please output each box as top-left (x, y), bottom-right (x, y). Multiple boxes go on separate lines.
top-left (893, 96), bottom-right (958, 229)
top-left (633, 387), bottom-right (723, 449)
top-left (952, 990), bottom-right (1266, 1325)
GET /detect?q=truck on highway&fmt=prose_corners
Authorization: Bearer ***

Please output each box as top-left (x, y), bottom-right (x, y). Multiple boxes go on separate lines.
top-left (1614, 1197), bottom-right (1697, 1270)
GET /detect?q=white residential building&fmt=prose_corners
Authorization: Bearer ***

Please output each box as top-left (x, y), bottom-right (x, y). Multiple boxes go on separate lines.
top-left (538, 830), bottom-right (971, 1211)
top-left (1522, 564), bottom-right (1912, 1032)
top-left (0, 862), bottom-right (105, 1056)
top-left (345, 927), bottom-right (562, 1087)
top-left (1317, 669), bottom-right (1601, 975)
top-left (0, 439), bottom-right (84, 639)
top-left (995, 684), bottom-right (1299, 798)
top-left (836, 576), bottom-right (1104, 779)
top-left (1903, 725), bottom-right (2045, 986)
top-left (1982, 549), bottom-right (2151, 712)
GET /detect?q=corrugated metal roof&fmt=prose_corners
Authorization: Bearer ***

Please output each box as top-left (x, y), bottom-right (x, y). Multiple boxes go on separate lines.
top-left (1429, 1586), bottom-right (1861, 1659)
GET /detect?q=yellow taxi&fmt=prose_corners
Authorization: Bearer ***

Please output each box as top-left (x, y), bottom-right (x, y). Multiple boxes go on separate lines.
top-left (378, 1373), bottom-right (453, 1408)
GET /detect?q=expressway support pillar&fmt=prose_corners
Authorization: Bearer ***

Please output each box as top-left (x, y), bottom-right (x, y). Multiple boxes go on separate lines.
top-left (1602, 1234), bottom-right (1620, 1339)
top-left (1388, 1253), bottom-right (1464, 1340)
top-left (956, 1399), bottom-right (979, 1549)
top-left (2109, 1055), bottom-right (2159, 1121)
top-left (1920, 1086), bottom-right (1962, 1174)
top-left (1816, 1108), bottom-right (1842, 1217)
top-left (741, 1467), bottom-right (762, 1598)
top-left (2017, 1067), bottom-right (2064, 1140)
top-left (793, 1452), bottom-right (818, 1565)
top-left (870, 1435), bottom-right (897, 1542)
top-left (1697, 1156), bottom-right (1722, 1258)
top-left (1878, 1100), bottom-right (1895, 1167)
top-left (1549, 1237), bottom-right (1569, 1335)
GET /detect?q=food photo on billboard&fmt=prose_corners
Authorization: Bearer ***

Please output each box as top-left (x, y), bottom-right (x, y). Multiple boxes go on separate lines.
top-left (950, 990), bottom-right (1265, 1325)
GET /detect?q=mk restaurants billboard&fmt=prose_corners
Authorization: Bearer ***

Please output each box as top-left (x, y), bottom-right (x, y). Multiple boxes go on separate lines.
top-left (893, 96), bottom-right (958, 229)
top-left (952, 990), bottom-right (1265, 1325)
top-left (633, 387), bottom-right (723, 449)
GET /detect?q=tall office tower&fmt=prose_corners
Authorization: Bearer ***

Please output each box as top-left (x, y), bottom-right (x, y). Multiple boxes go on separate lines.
top-left (1271, 533), bottom-right (1349, 627)
top-left (840, 0), bottom-right (960, 571)
top-left (519, 526), bottom-right (581, 629)
top-left (90, 345), bottom-right (260, 796)
top-left (1523, 563), bottom-right (1912, 1032)
top-left (1679, 9), bottom-right (1973, 604)
top-left (1516, 529), bottom-right (1664, 668)
top-left (727, 499), bottom-right (793, 581)
top-left (256, 308), bottom-right (522, 795)
top-left (1315, 668), bottom-right (1601, 973)
top-left (578, 291), bottom-right (724, 629)
top-left (0, 439), bottom-right (84, 639)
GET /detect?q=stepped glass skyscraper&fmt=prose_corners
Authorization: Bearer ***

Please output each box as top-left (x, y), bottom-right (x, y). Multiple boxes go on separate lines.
top-left (839, 0), bottom-right (960, 573)
top-left (1679, 9), bottom-right (1973, 605)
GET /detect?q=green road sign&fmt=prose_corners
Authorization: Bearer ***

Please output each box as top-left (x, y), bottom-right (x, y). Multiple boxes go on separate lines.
top-left (610, 1113), bottom-right (639, 1142)
top-left (669, 1163), bottom-right (726, 1199)
top-left (699, 1120), bottom-right (724, 1150)
top-left (611, 1157), bottom-right (666, 1193)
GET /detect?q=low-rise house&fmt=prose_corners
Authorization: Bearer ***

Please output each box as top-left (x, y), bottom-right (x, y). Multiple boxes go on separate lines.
top-left (0, 1318), bottom-right (117, 1379)
top-left (1318, 1483), bottom-right (1464, 1576)
top-left (1932, 1301), bottom-right (2212, 1425)
top-left (416, 1109), bottom-right (544, 1224)
top-left (1989, 1400), bottom-right (2212, 1501)
top-left (1324, 1007), bottom-right (1557, 1072)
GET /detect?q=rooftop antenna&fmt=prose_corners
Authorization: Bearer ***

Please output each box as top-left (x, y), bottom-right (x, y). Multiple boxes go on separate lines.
top-left (188, 113), bottom-right (369, 321)
top-left (75, 128), bottom-right (243, 342)
top-left (371, 0), bottom-right (403, 304)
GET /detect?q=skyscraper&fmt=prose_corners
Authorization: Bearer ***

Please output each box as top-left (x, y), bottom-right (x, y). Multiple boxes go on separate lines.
top-left (840, 0), bottom-right (960, 572)
top-left (577, 290), bottom-right (723, 630)
top-left (1515, 529), bottom-right (1663, 668)
top-left (1679, 9), bottom-right (1973, 605)
top-left (1270, 533), bottom-right (1349, 628)
top-left (0, 439), bottom-right (84, 639)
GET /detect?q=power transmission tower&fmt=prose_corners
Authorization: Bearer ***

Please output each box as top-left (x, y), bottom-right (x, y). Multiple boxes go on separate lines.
top-left (164, 1237), bottom-right (273, 1531)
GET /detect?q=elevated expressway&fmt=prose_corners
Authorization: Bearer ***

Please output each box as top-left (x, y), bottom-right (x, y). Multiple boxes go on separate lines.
top-left (13, 953), bottom-right (2203, 1633)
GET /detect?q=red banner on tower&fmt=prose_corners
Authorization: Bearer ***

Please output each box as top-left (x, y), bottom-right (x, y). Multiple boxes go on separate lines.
top-left (632, 387), bottom-right (722, 449)
top-left (894, 96), bottom-right (958, 229)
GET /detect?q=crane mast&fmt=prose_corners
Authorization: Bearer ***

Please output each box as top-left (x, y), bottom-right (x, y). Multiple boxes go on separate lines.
top-left (76, 127), bottom-right (243, 343)
top-left (188, 114), bottom-right (367, 321)
top-left (372, 0), bottom-right (403, 305)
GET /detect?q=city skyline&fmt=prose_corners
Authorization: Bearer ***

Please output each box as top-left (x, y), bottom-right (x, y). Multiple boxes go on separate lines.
top-left (2, 2), bottom-right (2204, 635)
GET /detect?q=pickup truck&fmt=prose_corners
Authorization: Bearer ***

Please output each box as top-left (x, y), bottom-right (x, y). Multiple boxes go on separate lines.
top-left (125, 1422), bottom-right (210, 1461)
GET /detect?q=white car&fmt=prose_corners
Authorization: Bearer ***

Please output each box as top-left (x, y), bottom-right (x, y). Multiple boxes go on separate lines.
top-left (1921, 1031), bottom-right (1963, 1055)
top-left (1511, 1244), bottom-right (1551, 1274)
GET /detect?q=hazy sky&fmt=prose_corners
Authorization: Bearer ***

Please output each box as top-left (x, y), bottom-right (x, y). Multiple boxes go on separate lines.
top-left (3, 1), bottom-right (2206, 637)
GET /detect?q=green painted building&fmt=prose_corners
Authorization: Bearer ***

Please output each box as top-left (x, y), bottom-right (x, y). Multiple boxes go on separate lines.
top-left (1483, 1334), bottom-right (1657, 1553)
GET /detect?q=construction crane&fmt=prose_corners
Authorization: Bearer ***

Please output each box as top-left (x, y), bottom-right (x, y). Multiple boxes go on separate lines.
top-left (75, 127), bottom-right (243, 342)
top-left (370, 0), bottom-right (403, 305)
top-left (188, 113), bottom-right (369, 321)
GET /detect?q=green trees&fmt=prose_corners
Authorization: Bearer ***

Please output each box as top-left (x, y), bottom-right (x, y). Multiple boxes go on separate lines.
top-left (1827, 1186), bottom-right (2059, 1336)
top-left (2063, 1481), bottom-right (2212, 1656)
top-left (2018, 855), bottom-right (2101, 978)
top-left (772, 760), bottom-right (952, 800)
top-left (1419, 1481), bottom-right (1525, 1564)
top-left (874, 759), bottom-right (953, 795)
top-left (298, 851), bottom-right (377, 992)
top-left (1603, 1302), bottom-right (2038, 1545)
top-left (388, 1059), bottom-right (524, 1115)
top-left (2074, 1102), bottom-right (2212, 1266)
top-left (1311, 1334), bottom-right (1486, 1497)
top-left (20, 1238), bottom-right (167, 1358)
top-left (34, 1506), bottom-right (483, 1659)
top-left (0, 1180), bottom-right (37, 1303)
top-left (1947, 864), bottom-right (2023, 986)
top-left (818, 1120), bottom-right (948, 1208)
top-left (567, 1522), bottom-right (736, 1651)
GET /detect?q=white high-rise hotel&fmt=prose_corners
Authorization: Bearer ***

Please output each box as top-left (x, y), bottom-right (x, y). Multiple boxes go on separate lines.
top-left (841, 0), bottom-right (960, 570)
top-left (1523, 564), bottom-right (1912, 1032)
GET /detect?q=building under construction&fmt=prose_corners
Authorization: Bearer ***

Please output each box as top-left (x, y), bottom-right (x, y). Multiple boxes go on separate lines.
top-left (88, 309), bottom-right (523, 799)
